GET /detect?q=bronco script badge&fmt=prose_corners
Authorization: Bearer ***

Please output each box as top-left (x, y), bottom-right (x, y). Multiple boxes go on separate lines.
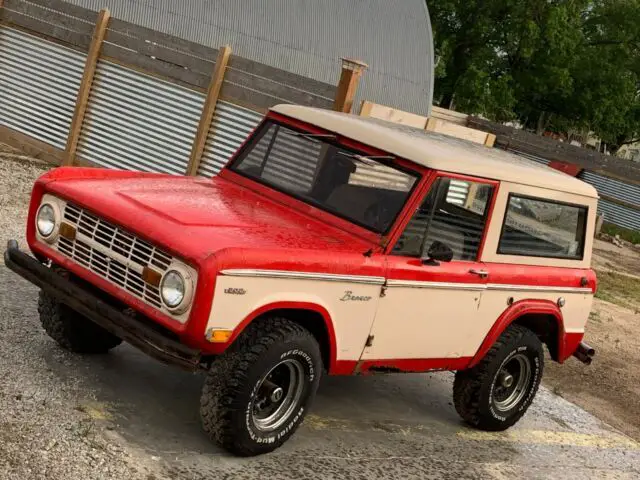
top-left (340, 290), bottom-right (372, 302)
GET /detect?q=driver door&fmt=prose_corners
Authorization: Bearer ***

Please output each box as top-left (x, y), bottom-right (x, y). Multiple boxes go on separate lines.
top-left (361, 175), bottom-right (497, 363)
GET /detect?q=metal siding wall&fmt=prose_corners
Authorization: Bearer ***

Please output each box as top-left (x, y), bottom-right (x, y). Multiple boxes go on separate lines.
top-left (579, 170), bottom-right (640, 209)
top-left (0, 27), bottom-right (85, 149)
top-left (596, 199), bottom-right (640, 232)
top-left (65, 0), bottom-right (434, 115)
top-left (197, 101), bottom-right (263, 177)
top-left (78, 61), bottom-right (205, 175)
top-left (577, 171), bottom-right (640, 231)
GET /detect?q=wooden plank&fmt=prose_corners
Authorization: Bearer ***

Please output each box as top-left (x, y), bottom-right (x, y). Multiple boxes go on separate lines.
top-left (426, 118), bottom-right (491, 145)
top-left (223, 67), bottom-right (333, 109)
top-left (485, 133), bottom-right (496, 147)
top-left (99, 40), bottom-right (202, 87)
top-left (0, 9), bottom-right (92, 49)
top-left (431, 105), bottom-right (469, 125)
top-left (468, 116), bottom-right (640, 181)
top-left (0, 124), bottom-right (64, 165)
top-left (108, 18), bottom-right (216, 61)
top-left (219, 81), bottom-right (276, 112)
top-left (105, 30), bottom-right (215, 75)
top-left (218, 95), bottom-right (269, 115)
top-left (334, 59), bottom-right (368, 113)
top-left (64, 9), bottom-right (110, 166)
top-left (15, 0), bottom-right (97, 22)
top-left (101, 43), bottom-right (210, 89)
top-left (186, 46), bottom-right (231, 176)
top-left (362, 101), bottom-right (428, 128)
top-left (227, 56), bottom-right (336, 101)
top-left (4, 0), bottom-right (94, 34)
top-left (359, 100), bottom-right (374, 117)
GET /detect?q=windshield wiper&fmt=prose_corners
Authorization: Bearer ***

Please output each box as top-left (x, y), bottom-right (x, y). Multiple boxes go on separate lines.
top-left (337, 151), bottom-right (395, 166)
top-left (282, 132), bottom-right (337, 142)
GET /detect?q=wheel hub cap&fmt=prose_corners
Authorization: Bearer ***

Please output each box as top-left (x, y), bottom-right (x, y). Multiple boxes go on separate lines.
top-left (252, 358), bottom-right (305, 432)
top-left (500, 372), bottom-right (514, 388)
top-left (492, 353), bottom-right (532, 412)
top-left (270, 387), bottom-right (284, 403)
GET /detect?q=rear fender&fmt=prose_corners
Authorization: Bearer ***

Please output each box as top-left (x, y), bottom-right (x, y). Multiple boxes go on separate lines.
top-left (468, 299), bottom-right (565, 368)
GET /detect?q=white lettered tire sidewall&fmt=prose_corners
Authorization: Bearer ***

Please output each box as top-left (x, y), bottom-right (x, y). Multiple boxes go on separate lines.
top-left (480, 335), bottom-right (543, 427)
top-left (238, 339), bottom-right (321, 450)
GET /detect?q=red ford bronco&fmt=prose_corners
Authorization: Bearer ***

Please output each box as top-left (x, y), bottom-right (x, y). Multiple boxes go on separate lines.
top-left (6, 105), bottom-right (597, 456)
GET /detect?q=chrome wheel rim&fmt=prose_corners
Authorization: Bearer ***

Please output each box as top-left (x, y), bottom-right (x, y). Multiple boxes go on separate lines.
top-left (252, 359), bottom-right (305, 432)
top-left (492, 353), bottom-right (532, 412)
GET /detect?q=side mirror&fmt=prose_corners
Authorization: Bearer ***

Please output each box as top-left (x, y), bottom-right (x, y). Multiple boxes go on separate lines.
top-left (422, 240), bottom-right (454, 266)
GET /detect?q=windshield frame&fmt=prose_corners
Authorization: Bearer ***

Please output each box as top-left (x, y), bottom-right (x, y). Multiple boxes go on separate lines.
top-left (227, 118), bottom-right (422, 236)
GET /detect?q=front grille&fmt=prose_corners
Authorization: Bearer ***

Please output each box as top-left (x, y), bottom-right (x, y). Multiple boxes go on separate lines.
top-left (55, 203), bottom-right (174, 309)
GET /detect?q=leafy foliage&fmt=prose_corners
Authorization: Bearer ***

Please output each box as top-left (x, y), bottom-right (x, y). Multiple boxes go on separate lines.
top-left (428, 0), bottom-right (640, 150)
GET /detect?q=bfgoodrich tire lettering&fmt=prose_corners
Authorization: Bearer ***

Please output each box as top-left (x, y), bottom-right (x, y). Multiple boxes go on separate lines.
top-left (200, 317), bottom-right (322, 456)
top-left (38, 290), bottom-right (122, 354)
top-left (453, 325), bottom-right (544, 431)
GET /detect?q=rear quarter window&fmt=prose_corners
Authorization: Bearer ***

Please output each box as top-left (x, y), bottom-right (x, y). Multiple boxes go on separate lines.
top-left (498, 194), bottom-right (588, 260)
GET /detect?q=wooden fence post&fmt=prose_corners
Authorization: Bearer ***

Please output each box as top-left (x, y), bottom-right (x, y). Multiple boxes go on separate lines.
top-left (334, 58), bottom-right (368, 113)
top-left (186, 45), bottom-right (232, 176)
top-left (63, 8), bottom-right (111, 166)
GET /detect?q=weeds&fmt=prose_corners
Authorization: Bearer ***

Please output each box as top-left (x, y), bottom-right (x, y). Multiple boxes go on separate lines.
top-left (595, 270), bottom-right (640, 310)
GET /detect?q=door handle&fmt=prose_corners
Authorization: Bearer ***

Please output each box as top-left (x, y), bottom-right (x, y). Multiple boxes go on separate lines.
top-left (469, 269), bottom-right (489, 279)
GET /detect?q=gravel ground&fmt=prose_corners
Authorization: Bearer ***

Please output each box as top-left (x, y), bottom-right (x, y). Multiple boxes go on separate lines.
top-left (0, 143), bottom-right (48, 253)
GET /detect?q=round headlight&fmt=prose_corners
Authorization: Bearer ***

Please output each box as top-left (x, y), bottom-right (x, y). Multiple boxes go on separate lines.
top-left (37, 204), bottom-right (56, 237)
top-left (160, 270), bottom-right (185, 308)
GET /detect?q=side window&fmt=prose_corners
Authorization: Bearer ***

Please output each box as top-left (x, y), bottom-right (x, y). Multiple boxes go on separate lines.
top-left (393, 177), bottom-right (494, 260)
top-left (498, 195), bottom-right (588, 260)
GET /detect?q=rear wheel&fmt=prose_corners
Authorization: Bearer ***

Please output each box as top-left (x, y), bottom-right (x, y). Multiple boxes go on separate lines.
top-left (453, 325), bottom-right (543, 431)
top-left (38, 290), bottom-right (122, 354)
top-left (200, 317), bottom-right (322, 456)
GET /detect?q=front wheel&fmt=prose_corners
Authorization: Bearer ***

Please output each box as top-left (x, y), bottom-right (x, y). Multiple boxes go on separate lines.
top-left (200, 317), bottom-right (322, 456)
top-left (38, 291), bottom-right (122, 354)
top-left (453, 325), bottom-right (543, 431)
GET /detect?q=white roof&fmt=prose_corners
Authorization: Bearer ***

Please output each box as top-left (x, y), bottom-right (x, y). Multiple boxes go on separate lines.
top-left (271, 105), bottom-right (598, 198)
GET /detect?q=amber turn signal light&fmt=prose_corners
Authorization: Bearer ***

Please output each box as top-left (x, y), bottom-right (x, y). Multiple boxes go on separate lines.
top-left (59, 222), bottom-right (76, 241)
top-left (142, 267), bottom-right (162, 287)
top-left (206, 329), bottom-right (233, 343)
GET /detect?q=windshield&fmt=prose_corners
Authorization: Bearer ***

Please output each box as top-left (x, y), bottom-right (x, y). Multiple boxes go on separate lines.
top-left (229, 120), bottom-right (419, 233)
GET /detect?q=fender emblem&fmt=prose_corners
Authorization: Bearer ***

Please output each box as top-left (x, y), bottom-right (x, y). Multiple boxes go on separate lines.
top-left (340, 290), bottom-right (371, 302)
top-left (224, 287), bottom-right (246, 295)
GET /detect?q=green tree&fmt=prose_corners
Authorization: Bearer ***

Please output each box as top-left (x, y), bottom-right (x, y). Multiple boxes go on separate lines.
top-left (428, 0), bottom-right (640, 149)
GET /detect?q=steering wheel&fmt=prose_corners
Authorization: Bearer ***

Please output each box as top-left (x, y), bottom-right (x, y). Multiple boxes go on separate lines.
top-left (364, 201), bottom-right (394, 231)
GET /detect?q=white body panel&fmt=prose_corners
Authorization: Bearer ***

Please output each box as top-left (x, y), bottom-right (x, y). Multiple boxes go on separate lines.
top-left (361, 282), bottom-right (483, 359)
top-left (208, 272), bottom-right (383, 361)
top-left (208, 270), bottom-right (594, 362)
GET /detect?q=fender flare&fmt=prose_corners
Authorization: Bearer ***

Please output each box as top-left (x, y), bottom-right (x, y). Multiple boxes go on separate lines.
top-left (468, 299), bottom-right (564, 368)
top-left (226, 301), bottom-right (338, 373)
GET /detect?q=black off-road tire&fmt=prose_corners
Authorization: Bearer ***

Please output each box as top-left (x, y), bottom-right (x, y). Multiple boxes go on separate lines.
top-left (38, 290), bottom-right (122, 354)
top-left (200, 317), bottom-right (322, 456)
top-left (453, 325), bottom-right (544, 431)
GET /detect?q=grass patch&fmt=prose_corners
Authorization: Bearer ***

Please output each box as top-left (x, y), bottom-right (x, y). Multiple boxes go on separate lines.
top-left (601, 223), bottom-right (640, 245)
top-left (595, 270), bottom-right (640, 310)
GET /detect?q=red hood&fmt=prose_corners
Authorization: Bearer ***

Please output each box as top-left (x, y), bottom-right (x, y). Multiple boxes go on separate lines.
top-left (41, 169), bottom-right (372, 263)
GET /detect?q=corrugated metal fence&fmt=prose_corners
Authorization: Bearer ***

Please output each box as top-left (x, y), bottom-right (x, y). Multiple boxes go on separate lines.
top-left (0, 0), bottom-right (337, 178)
top-left (0, 27), bottom-right (86, 149)
top-left (198, 101), bottom-right (263, 177)
top-left (79, 61), bottom-right (205, 175)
